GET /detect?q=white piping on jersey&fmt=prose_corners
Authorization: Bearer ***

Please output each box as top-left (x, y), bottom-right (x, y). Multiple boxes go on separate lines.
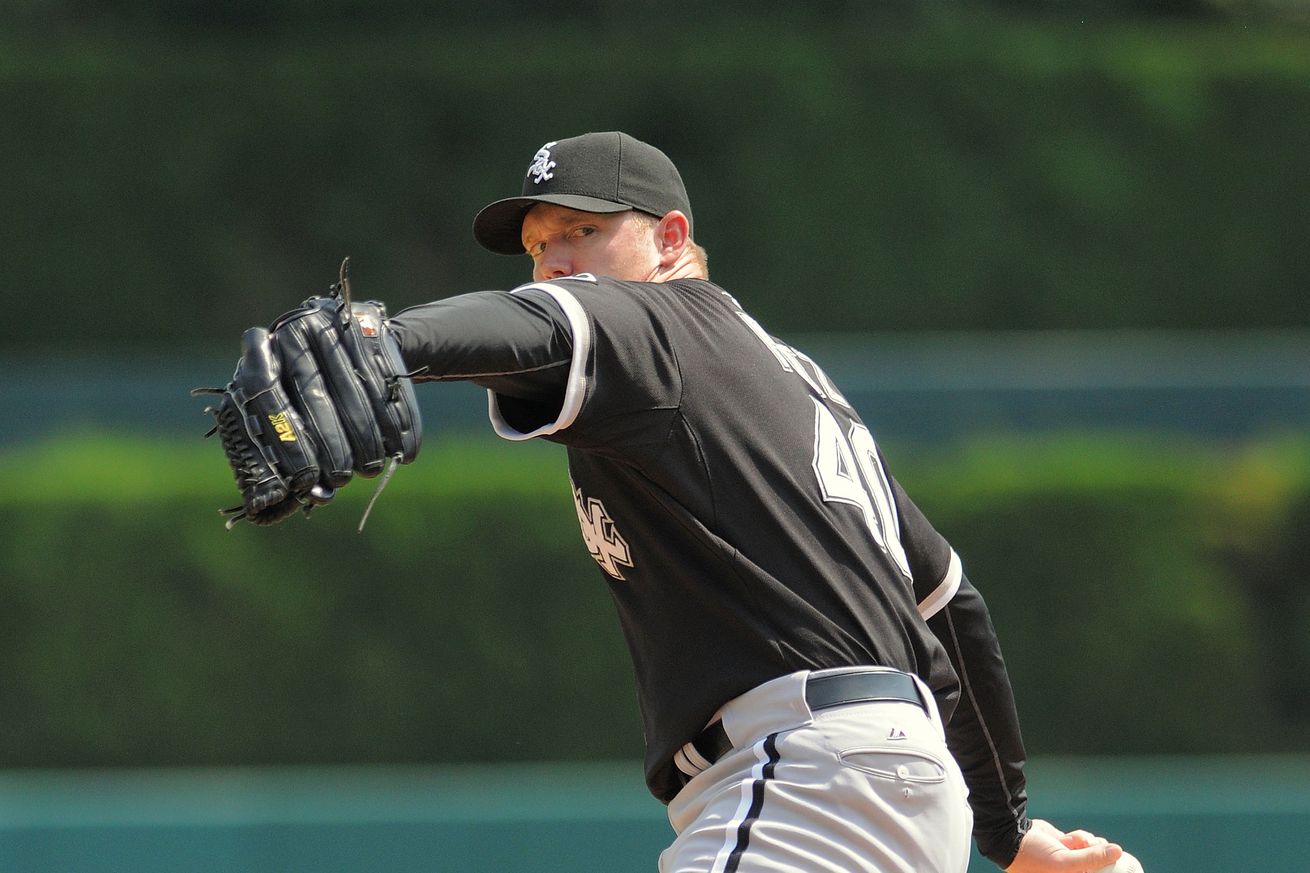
top-left (488, 282), bottom-right (591, 440)
top-left (917, 548), bottom-right (962, 620)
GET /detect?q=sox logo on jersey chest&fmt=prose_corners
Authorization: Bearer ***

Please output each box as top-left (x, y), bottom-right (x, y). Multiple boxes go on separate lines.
top-left (572, 481), bottom-right (635, 580)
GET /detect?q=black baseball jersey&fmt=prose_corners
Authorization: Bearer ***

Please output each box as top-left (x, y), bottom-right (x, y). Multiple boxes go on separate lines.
top-left (390, 275), bottom-right (1031, 865)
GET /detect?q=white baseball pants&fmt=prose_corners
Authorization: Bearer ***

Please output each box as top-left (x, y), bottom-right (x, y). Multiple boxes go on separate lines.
top-left (660, 669), bottom-right (972, 873)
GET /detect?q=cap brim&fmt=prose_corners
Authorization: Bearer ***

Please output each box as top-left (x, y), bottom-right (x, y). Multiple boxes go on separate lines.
top-left (472, 194), bottom-right (632, 255)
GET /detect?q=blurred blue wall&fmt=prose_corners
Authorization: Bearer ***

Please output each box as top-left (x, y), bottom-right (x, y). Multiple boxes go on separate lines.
top-left (2, 757), bottom-right (1306, 873)
top-left (5, 330), bottom-right (1308, 447)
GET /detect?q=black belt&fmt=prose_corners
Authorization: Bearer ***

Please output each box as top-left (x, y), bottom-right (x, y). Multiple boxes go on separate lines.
top-left (690, 670), bottom-right (925, 767)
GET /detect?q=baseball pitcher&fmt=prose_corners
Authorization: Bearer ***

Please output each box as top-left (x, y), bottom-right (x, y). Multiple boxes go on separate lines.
top-left (200, 132), bottom-right (1125, 873)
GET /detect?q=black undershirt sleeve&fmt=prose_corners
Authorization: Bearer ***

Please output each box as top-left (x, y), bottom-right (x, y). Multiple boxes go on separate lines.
top-left (387, 289), bottom-right (573, 411)
top-left (890, 470), bottom-right (1031, 868)
top-left (926, 574), bottom-right (1032, 869)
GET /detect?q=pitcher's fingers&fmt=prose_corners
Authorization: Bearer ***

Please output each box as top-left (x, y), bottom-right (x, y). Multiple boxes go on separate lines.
top-left (1069, 842), bottom-right (1122, 870)
top-left (1066, 829), bottom-right (1108, 849)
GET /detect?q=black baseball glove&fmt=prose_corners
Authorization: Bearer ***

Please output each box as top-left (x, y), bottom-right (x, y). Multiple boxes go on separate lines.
top-left (193, 258), bottom-right (423, 530)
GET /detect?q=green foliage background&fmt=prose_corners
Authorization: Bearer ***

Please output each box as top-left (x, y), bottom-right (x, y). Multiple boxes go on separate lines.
top-left (2, 7), bottom-right (1308, 351)
top-left (2, 3), bottom-right (1308, 771)
top-left (2, 433), bottom-right (1307, 766)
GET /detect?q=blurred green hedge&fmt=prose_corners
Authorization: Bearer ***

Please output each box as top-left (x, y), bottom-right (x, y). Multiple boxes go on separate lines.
top-left (1, 432), bottom-right (1307, 767)
top-left (3, 10), bottom-right (1308, 352)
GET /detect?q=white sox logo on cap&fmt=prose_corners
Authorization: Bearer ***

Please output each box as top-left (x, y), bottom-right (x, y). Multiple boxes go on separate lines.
top-left (529, 141), bottom-right (557, 184)
top-left (473, 131), bottom-right (693, 255)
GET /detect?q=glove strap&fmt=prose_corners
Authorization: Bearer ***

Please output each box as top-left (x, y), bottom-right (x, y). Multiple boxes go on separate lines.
top-left (335, 256), bottom-right (354, 331)
top-left (357, 452), bottom-right (402, 532)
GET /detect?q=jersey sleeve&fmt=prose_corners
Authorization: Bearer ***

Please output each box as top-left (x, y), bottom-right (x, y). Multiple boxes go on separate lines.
top-left (388, 276), bottom-right (683, 447)
top-left (484, 275), bottom-right (684, 447)
top-left (480, 279), bottom-right (596, 441)
top-left (888, 473), bottom-right (1032, 867)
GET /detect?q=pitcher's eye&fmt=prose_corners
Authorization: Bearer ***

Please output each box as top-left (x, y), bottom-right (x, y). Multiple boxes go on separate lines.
top-left (527, 240), bottom-right (546, 257)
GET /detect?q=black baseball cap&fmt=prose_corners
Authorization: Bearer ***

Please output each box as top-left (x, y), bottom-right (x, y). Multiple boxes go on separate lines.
top-left (472, 131), bottom-right (693, 255)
